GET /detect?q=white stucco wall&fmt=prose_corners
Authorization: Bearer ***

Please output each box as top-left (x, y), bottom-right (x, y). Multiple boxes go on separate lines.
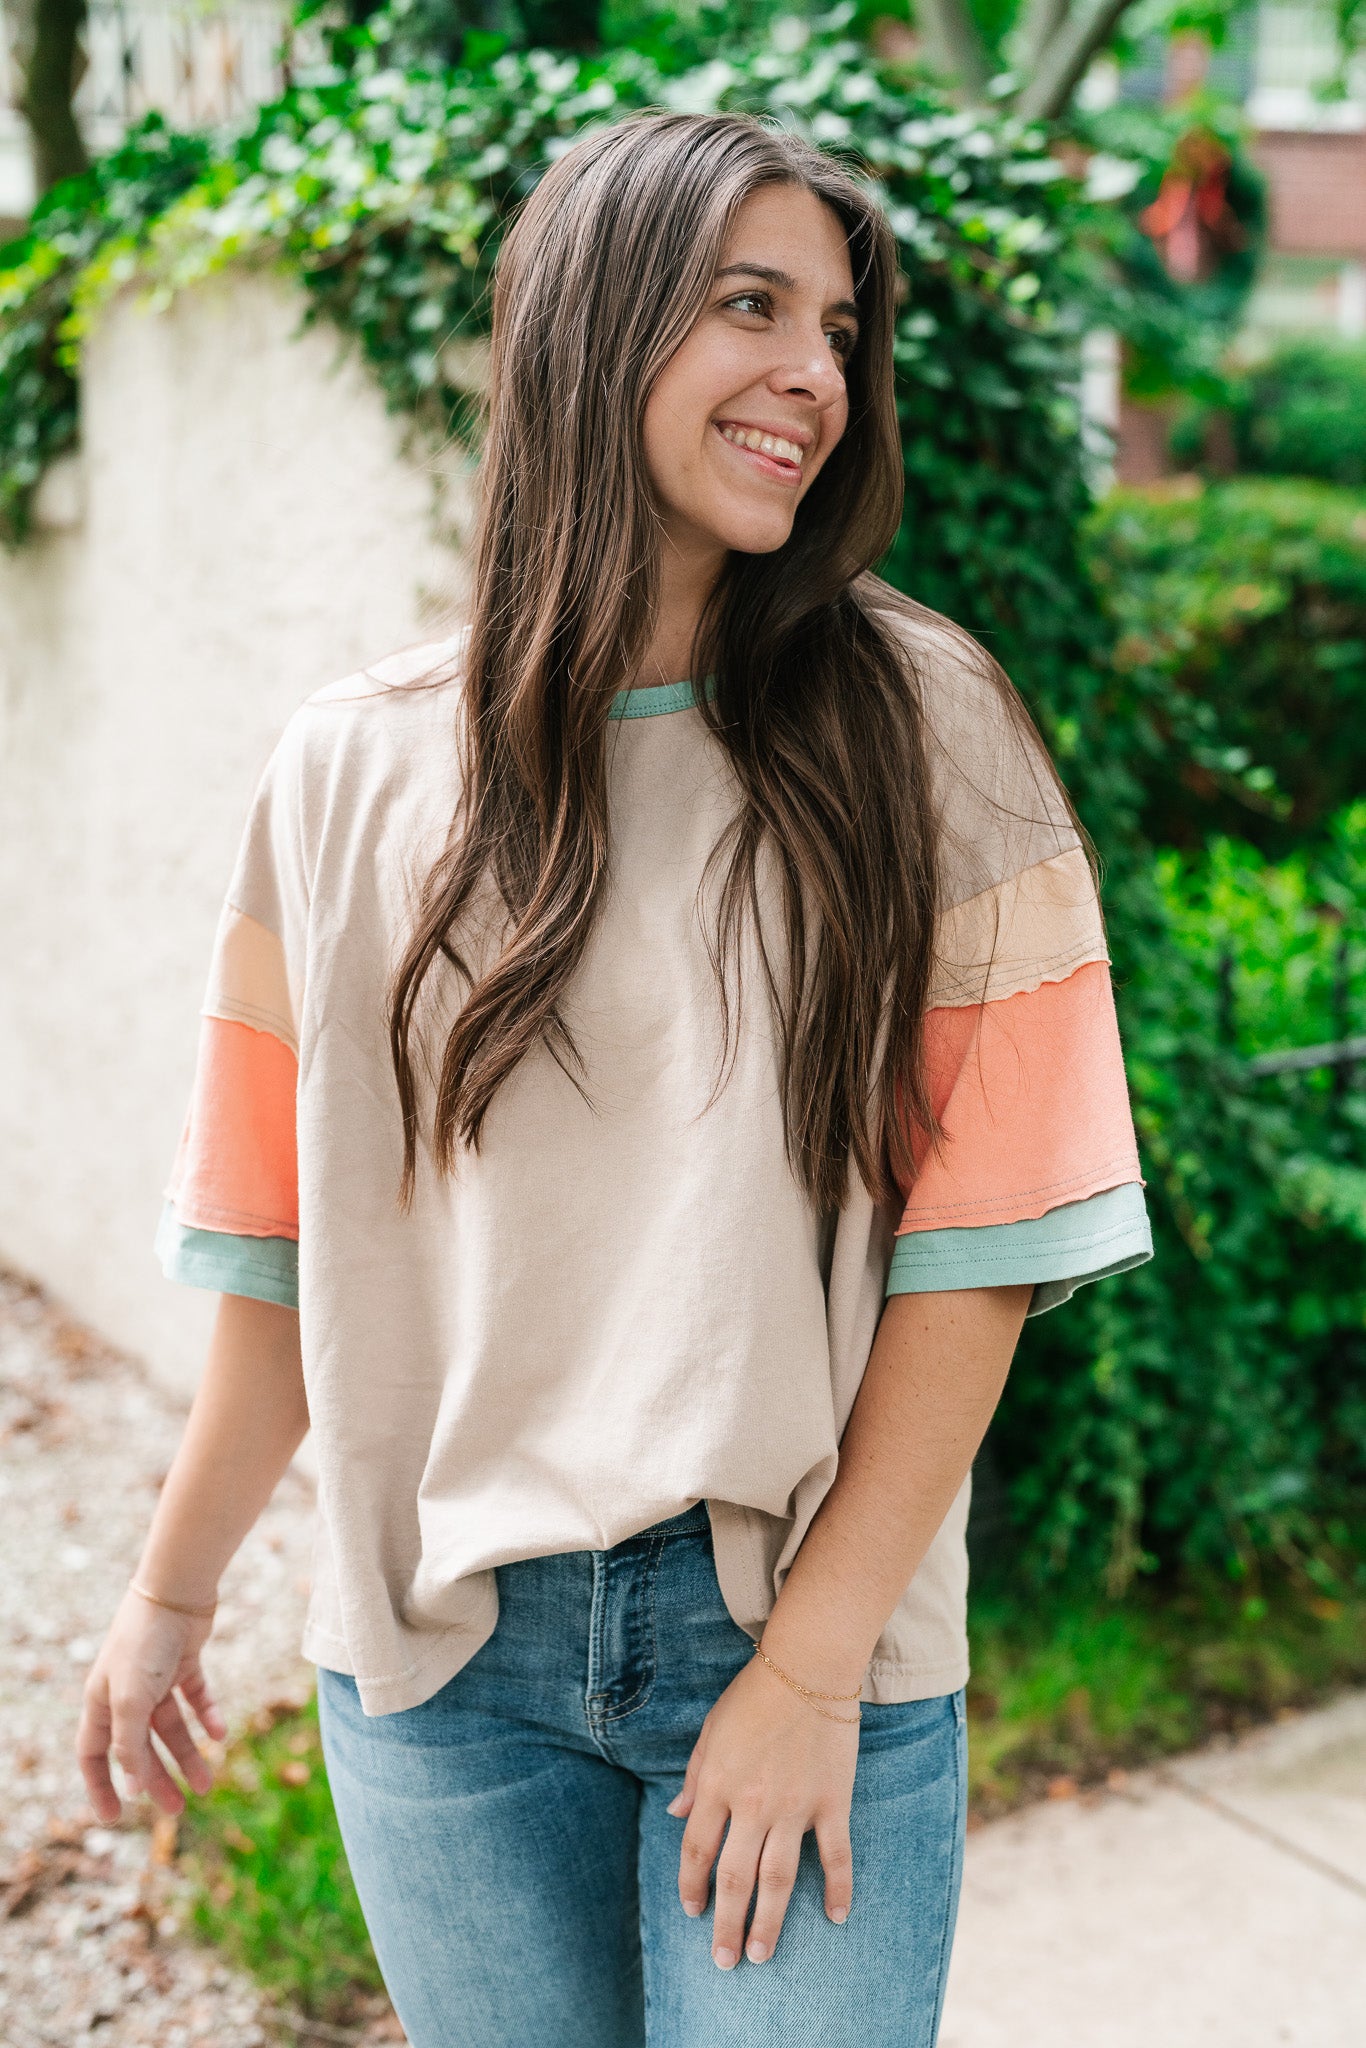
top-left (0, 270), bottom-right (470, 1400)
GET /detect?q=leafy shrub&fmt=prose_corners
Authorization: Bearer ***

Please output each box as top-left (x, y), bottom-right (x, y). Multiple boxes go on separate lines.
top-left (1086, 478), bottom-right (1366, 852)
top-left (996, 805), bottom-right (1366, 1592)
top-left (1179, 338), bottom-right (1366, 490)
top-left (0, 117), bottom-right (209, 541)
top-left (1233, 340), bottom-right (1366, 489)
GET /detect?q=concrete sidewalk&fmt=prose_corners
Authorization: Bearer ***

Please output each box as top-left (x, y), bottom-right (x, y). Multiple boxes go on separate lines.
top-left (940, 1691), bottom-right (1366, 2048)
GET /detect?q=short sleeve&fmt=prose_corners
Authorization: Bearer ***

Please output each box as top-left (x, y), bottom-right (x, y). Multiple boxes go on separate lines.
top-left (155, 717), bottom-right (311, 1311)
top-left (886, 611), bottom-right (1152, 1315)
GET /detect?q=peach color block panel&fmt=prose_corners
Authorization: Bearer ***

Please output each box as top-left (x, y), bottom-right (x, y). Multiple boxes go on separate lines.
top-left (898, 960), bottom-right (1141, 1232)
top-left (166, 1015), bottom-right (299, 1239)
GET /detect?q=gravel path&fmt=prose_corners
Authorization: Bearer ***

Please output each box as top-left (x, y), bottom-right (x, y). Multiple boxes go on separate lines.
top-left (0, 1266), bottom-right (403, 2048)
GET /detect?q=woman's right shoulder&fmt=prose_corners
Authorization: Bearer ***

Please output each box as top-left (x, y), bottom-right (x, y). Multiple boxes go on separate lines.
top-left (267, 629), bottom-right (469, 795)
top-left (290, 628), bottom-right (467, 747)
top-left (856, 577), bottom-right (1079, 906)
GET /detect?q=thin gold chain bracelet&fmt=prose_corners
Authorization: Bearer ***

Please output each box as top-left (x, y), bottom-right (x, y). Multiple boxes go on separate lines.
top-left (752, 1646), bottom-right (863, 1724)
top-left (129, 1580), bottom-right (218, 1621)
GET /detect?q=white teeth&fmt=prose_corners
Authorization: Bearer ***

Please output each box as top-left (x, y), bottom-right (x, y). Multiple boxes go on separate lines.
top-left (719, 424), bottom-right (803, 466)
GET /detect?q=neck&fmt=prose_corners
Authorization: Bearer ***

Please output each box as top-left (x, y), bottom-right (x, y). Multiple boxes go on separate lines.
top-left (630, 524), bottom-right (726, 690)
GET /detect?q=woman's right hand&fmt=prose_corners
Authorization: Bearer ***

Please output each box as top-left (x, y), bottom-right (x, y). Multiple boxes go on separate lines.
top-left (76, 1590), bottom-right (227, 1822)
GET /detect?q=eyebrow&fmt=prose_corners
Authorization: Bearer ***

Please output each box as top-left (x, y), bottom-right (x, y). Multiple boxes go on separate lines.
top-left (715, 262), bottom-right (860, 326)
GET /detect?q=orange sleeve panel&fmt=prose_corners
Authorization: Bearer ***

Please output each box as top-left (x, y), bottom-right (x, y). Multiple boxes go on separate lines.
top-left (165, 1014), bottom-right (299, 1240)
top-left (898, 959), bottom-right (1142, 1233)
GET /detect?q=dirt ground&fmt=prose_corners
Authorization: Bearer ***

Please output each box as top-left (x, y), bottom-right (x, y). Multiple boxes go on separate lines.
top-left (0, 1266), bottom-right (401, 2048)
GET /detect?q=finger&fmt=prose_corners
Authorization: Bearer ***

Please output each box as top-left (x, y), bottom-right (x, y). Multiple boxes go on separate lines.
top-left (176, 1664), bottom-right (226, 1744)
top-left (150, 1694), bottom-right (214, 1798)
top-left (677, 1790), bottom-right (728, 1921)
top-left (111, 1697), bottom-right (185, 1816)
top-left (743, 1823), bottom-right (804, 1963)
top-left (710, 1817), bottom-right (766, 1971)
top-left (666, 1740), bottom-right (703, 1820)
top-left (75, 1682), bottom-right (121, 1825)
top-left (815, 1808), bottom-right (854, 1925)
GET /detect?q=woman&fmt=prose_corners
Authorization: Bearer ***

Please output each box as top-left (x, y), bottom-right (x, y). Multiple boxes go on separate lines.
top-left (78, 112), bottom-right (1151, 2047)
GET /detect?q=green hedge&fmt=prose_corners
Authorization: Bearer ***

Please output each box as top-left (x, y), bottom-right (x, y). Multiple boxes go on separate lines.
top-left (998, 803), bottom-right (1366, 1592)
top-left (0, 120), bottom-right (211, 542)
top-left (1172, 338), bottom-right (1366, 490)
top-left (1234, 340), bottom-right (1366, 489)
top-left (1085, 478), bottom-right (1366, 852)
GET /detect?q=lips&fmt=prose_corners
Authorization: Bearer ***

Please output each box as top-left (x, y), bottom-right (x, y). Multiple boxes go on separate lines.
top-left (713, 420), bottom-right (807, 486)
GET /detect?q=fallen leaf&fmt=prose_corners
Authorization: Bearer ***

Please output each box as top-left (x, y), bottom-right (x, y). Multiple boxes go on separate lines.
top-left (150, 1812), bottom-right (179, 1866)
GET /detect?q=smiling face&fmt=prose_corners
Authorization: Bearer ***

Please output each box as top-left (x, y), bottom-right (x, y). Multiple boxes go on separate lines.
top-left (641, 181), bottom-right (859, 576)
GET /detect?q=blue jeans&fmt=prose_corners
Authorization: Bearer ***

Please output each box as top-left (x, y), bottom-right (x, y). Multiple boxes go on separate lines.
top-left (316, 1501), bottom-right (966, 2048)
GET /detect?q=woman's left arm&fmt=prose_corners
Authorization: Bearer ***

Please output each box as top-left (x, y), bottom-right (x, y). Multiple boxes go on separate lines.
top-left (669, 1282), bottom-right (1031, 1969)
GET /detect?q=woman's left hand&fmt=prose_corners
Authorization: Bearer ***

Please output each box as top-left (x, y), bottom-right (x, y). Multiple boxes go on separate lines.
top-left (666, 1653), bottom-right (860, 1968)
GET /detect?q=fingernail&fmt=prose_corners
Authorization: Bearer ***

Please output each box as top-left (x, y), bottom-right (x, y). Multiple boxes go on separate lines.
top-left (746, 1939), bottom-right (769, 1963)
top-left (713, 1947), bottom-right (737, 1971)
top-left (830, 1906), bottom-right (848, 1924)
top-left (682, 1900), bottom-right (703, 1918)
top-left (665, 1798), bottom-right (683, 1816)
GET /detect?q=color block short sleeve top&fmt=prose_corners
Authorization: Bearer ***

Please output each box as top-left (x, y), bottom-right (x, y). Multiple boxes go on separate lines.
top-left (156, 613), bottom-right (1151, 1715)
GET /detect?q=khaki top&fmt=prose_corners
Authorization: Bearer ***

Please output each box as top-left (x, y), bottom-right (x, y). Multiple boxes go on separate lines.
top-left (157, 607), bottom-right (1148, 1714)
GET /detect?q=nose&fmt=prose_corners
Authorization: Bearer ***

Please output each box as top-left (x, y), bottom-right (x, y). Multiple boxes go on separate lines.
top-left (767, 331), bottom-right (846, 412)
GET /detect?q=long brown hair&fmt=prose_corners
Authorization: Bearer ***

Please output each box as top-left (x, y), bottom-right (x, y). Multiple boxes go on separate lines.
top-left (389, 112), bottom-right (984, 1214)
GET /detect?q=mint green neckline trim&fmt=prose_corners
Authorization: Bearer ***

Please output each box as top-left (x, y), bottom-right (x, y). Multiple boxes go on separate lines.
top-left (608, 676), bottom-right (716, 720)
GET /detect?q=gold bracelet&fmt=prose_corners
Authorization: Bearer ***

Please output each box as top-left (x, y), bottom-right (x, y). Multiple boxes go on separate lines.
top-left (129, 1580), bottom-right (217, 1621)
top-left (753, 1645), bottom-right (863, 1700)
top-left (752, 1647), bottom-right (862, 1724)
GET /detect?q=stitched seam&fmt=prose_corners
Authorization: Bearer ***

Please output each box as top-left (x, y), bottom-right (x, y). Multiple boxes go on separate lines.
top-left (164, 1259), bottom-right (298, 1306)
top-left (636, 1780), bottom-right (656, 2042)
top-left (165, 1197), bottom-right (300, 1237)
top-left (201, 997), bottom-right (299, 1050)
top-left (899, 1154), bottom-right (1140, 1225)
top-left (603, 1529), bottom-right (665, 1720)
top-left (163, 1239), bottom-right (297, 1276)
top-left (865, 1655), bottom-right (967, 1678)
top-left (937, 846), bottom-right (1088, 920)
top-left (928, 1695), bottom-right (967, 2046)
top-left (318, 1613), bottom-right (495, 1691)
top-left (224, 894), bottom-right (285, 941)
top-left (929, 936), bottom-right (1109, 1007)
top-left (300, 1619), bottom-right (351, 1645)
top-left (892, 1219), bottom-right (1150, 1274)
top-left (585, 1550), bottom-right (616, 1759)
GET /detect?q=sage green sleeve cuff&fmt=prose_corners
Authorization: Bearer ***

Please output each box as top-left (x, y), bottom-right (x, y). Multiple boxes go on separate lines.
top-left (887, 1181), bottom-right (1152, 1317)
top-left (154, 1198), bottom-right (299, 1310)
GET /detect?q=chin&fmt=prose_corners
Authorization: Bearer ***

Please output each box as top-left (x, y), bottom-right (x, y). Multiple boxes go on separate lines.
top-left (710, 508), bottom-right (799, 557)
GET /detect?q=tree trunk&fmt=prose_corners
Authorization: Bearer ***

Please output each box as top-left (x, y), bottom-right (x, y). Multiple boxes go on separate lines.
top-left (1014, 0), bottom-right (1071, 78)
top-left (19, 0), bottom-right (90, 196)
top-left (915, 0), bottom-right (992, 102)
top-left (1014, 0), bottom-right (1133, 121)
